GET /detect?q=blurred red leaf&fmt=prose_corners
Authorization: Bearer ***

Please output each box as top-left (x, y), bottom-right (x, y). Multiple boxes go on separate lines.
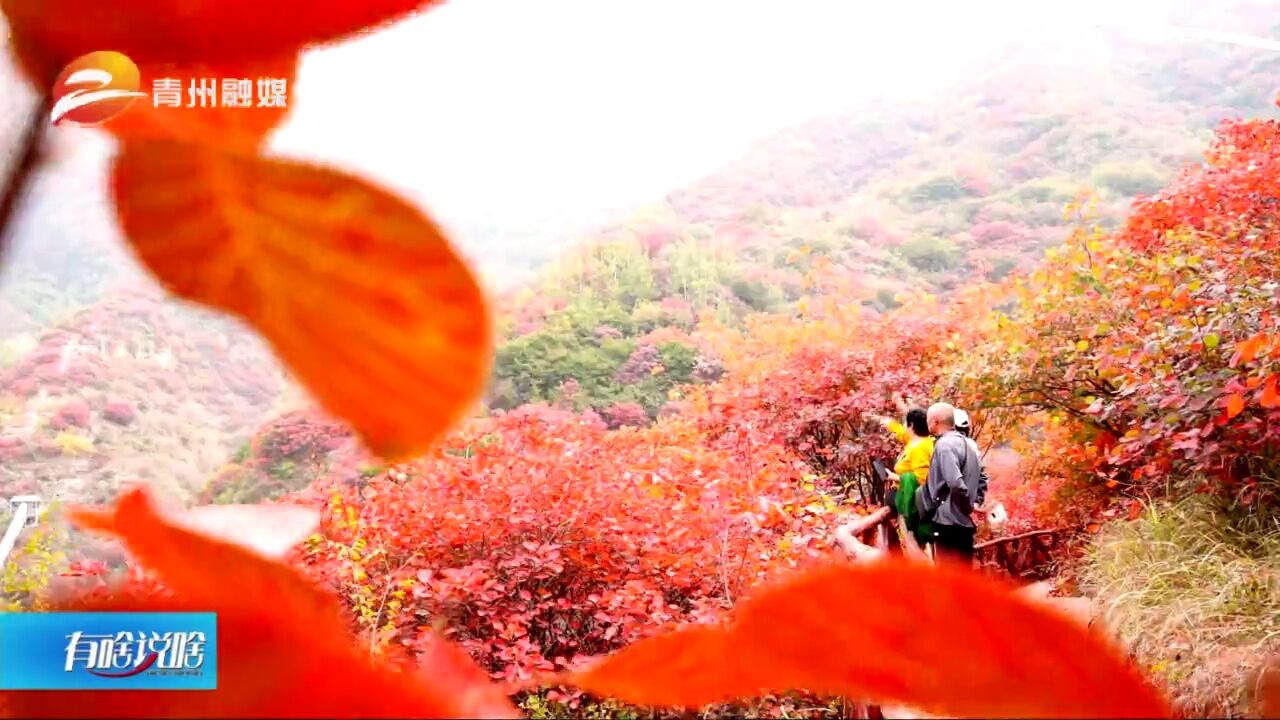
top-left (1255, 657), bottom-right (1280, 717)
top-left (2, 0), bottom-right (442, 83)
top-left (1, 487), bottom-right (519, 718)
top-left (111, 140), bottom-right (492, 462)
top-left (564, 560), bottom-right (1171, 718)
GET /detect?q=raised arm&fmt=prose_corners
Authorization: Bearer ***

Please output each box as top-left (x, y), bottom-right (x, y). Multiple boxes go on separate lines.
top-left (877, 415), bottom-right (909, 445)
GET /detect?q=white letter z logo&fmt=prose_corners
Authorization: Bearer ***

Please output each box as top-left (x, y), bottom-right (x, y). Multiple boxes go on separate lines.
top-left (50, 68), bottom-right (146, 125)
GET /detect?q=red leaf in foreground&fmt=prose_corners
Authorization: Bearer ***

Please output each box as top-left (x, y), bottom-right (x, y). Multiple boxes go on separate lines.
top-left (3, 0), bottom-right (442, 83)
top-left (111, 141), bottom-right (492, 462)
top-left (0, 487), bottom-right (518, 719)
top-left (564, 560), bottom-right (1171, 719)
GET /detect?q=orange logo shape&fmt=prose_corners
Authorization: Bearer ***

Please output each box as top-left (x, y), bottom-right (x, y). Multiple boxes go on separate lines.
top-left (50, 51), bottom-right (146, 126)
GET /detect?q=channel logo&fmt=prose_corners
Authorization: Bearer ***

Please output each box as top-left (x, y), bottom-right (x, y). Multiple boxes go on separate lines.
top-left (49, 50), bottom-right (146, 126)
top-left (0, 611), bottom-right (217, 690)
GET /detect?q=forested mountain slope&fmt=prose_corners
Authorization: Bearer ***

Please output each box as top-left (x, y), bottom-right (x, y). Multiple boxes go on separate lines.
top-left (489, 15), bottom-right (1280, 418)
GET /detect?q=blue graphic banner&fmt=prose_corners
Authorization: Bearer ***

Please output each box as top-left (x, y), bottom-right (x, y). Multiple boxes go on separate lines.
top-left (0, 611), bottom-right (217, 690)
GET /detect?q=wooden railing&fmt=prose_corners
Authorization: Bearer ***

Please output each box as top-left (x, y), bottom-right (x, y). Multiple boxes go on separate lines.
top-left (840, 506), bottom-right (1071, 580)
top-left (838, 515), bottom-right (1074, 719)
top-left (974, 528), bottom-right (1067, 580)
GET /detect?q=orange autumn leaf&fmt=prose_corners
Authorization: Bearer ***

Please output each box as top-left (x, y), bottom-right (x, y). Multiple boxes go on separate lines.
top-left (111, 140), bottom-right (492, 462)
top-left (2, 0), bottom-right (441, 84)
top-left (1226, 391), bottom-right (1246, 420)
top-left (1261, 374), bottom-right (1280, 409)
top-left (100, 55), bottom-right (298, 152)
top-left (1, 487), bottom-right (519, 719)
top-left (1231, 333), bottom-right (1266, 368)
top-left (565, 561), bottom-right (1171, 719)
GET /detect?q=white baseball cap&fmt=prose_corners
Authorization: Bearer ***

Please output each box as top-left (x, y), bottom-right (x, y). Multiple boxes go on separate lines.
top-left (954, 408), bottom-right (971, 429)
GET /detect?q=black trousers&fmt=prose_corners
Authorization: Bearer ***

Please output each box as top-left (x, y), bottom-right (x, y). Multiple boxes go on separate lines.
top-left (933, 523), bottom-right (976, 565)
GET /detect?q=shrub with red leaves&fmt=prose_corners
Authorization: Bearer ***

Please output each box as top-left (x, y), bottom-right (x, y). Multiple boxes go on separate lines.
top-left (956, 118), bottom-right (1280, 512)
top-left (201, 411), bottom-right (356, 504)
top-left (292, 404), bottom-right (835, 685)
top-left (614, 345), bottom-right (661, 385)
top-left (599, 401), bottom-right (648, 429)
top-left (101, 401), bottom-right (137, 426)
top-left (50, 402), bottom-right (92, 430)
top-left (689, 287), bottom-right (984, 496)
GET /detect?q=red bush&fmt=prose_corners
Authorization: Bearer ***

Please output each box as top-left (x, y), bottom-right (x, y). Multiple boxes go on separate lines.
top-left (0, 436), bottom-right (27, 462)
top-left (51, 402), bottom-right (92, 430)
top-left (101, 401), bottom-right (137, 426)
top-left (291, 405), bottom-right (834, 684)
top-left (201, 410), bottom-right (356, 504)
top-left (970, 220), bottom-right (1021, 244)
top-left (599, 401), bottom-right (648, 429)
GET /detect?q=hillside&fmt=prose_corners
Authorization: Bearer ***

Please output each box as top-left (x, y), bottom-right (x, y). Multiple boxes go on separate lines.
top-left (277, 103), bottom-right (1280, 716)
top-left (488, 18), bottom-right (1280, 418)
top-left (0, 290), bottom-right (290, 505)
top-left (2, 7), bottom-right (1277, 509)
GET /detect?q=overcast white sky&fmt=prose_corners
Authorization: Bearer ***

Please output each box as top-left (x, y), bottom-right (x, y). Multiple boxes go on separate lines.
top-left (3, 0), bottom-right (1272, 290)
top-left (268, 0), bottom-right (1233, 275)
top-left (276, 1), bottom-right (987, 224)
top-left (272, 1), bottom-right (1049, 246)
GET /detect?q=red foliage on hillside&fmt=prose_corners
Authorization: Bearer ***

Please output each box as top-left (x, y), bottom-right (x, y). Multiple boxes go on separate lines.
top-left (201, 410), bottom-right (359, 505)
top-left (291, 404), bottom-right (837, 687)
top-left (955, 116), bottom-right (1280, 523)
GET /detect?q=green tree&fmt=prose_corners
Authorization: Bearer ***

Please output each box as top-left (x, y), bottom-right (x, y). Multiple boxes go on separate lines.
top-left (591, 241), bottom-right (658, 310)
top-left (908, 174), bottom-right (972, 204)
top-left (896, 235), bottom-right (960, 272)
top-left (729, 278), bottom-right (777, 312)
top-left (666, 238), bottom-right (726, 309)
top-left (1090, 161), bottom-right (1167, 197)
top-left (987, 256), bottom-right (1018, 282)
top-left (657, 342), bottom-right (697, 384)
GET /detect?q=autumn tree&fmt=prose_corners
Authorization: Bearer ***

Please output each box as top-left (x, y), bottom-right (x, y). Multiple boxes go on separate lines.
top-left (952, 117), bottom-right (1280, 516)
top-left (689, 265), bottom-right (984, 500)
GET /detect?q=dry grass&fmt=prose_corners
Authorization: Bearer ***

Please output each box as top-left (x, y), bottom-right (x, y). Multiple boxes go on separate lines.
top-left (1079, 495), bottom-right (1280, 718)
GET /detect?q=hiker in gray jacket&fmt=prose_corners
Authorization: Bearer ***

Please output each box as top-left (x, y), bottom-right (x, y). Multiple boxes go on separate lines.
top-left (915, 403), bottom-right (983, 564)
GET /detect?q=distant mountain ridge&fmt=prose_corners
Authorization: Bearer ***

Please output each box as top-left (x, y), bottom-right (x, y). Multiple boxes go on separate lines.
top-left (489, 8), bottom-right (1280, 415)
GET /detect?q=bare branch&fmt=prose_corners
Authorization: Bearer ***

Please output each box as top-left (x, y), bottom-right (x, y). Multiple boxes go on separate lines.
top-left (0, 94), bottom-right (49, 262)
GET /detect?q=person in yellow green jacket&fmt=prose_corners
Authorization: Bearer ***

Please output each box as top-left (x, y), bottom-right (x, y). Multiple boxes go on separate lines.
top-left (877, 401), bottom-right (935, 547)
